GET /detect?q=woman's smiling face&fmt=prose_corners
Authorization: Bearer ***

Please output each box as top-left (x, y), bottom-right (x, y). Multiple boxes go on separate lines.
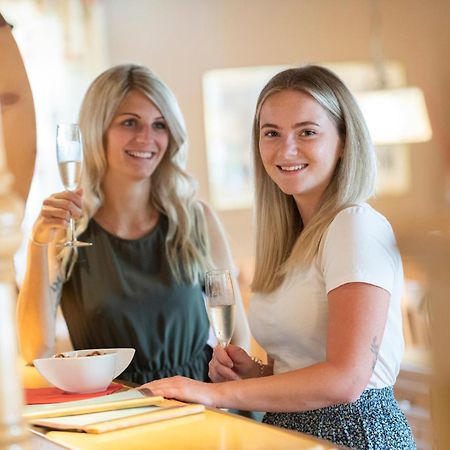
top-left (258, 89), bottom-right (343, 214)
top-left (104, 89), bottom-right (170, 181)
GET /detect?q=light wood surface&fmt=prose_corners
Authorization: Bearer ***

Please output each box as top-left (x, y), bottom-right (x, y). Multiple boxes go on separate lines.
top-left (23, 364), bottom-right (341, 450)
top-left (38, 408), bottom-right (335, 450)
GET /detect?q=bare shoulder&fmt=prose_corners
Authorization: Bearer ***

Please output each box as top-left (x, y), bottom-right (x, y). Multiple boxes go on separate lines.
top-left (197, 200), bottom-right (223, 232)
top-left (197, 200), bottom-right (232, 266)
top-left (197, 199), bottom-right (215, 218)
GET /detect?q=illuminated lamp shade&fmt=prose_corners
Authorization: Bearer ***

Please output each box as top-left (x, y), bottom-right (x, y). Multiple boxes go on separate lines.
top-left (355, 87), bottom-right (432, 145)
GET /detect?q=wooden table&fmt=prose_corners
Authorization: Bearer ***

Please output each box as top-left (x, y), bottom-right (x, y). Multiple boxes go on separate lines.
top-left (23, 365), bottom-right (341, 450)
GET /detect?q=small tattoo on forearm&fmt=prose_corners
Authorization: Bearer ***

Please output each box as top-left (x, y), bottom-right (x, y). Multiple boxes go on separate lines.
top-left (50, 275), bottom-right (62, 295)
top-left (370, 336), bottom-right (379, 371)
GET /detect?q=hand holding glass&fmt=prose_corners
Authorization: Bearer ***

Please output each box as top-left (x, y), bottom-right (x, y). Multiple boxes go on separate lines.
top-left (56, 123), bottom-right (92, 248)
top-left (205, 270), bottom-right (236, 348)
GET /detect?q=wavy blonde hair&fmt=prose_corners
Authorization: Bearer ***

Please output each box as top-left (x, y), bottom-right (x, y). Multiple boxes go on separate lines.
top-left (252, 65), bottom-right (376, 293)
top-left (60, 64), bottom-right (211, 284)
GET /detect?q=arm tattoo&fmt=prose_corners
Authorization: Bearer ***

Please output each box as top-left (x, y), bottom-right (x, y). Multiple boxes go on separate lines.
top-left (370, 336), bottom-right (379, 371)
top-left (50, 275), bottom-right (63, 297)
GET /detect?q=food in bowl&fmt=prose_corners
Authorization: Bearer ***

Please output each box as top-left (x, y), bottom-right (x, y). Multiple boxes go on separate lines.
top-left (33, 348), bottom-right (135, 394)
top-left (54, 350), bottom-right (106, 358)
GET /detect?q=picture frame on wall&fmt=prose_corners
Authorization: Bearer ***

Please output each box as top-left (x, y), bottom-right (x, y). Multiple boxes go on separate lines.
top-left (202, 61), bottom-right (412, 210)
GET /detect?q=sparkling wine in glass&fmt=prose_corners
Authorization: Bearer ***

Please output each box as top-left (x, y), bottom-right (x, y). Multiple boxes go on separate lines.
top-left (205, 269), bottom-right (236, 348)
top-left (56, 123), bottom-right (92, 248)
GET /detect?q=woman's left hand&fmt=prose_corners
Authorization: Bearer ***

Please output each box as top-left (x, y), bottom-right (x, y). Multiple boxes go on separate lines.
top-left (139, 376), bottom-right (217, 407)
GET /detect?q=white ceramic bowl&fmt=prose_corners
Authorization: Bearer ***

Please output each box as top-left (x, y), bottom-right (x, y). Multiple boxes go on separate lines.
top-left (33, 348), bottom-right (135, 394)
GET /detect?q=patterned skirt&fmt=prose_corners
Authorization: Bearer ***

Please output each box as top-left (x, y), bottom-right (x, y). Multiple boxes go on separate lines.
top-left (263, 387), bottom-right (416, 450)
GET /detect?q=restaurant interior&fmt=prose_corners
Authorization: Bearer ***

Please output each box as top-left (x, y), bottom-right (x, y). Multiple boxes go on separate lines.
top-left (0, 0), bottom-right (449, 449)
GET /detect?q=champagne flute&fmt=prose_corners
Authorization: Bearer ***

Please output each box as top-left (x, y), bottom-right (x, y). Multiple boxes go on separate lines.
top-left (205, 269), bottom-right (236, 348)
top-left (56, 123), bottom-right (92, 248)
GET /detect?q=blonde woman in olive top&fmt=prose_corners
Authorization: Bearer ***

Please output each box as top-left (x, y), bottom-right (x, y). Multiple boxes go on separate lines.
top-left (141, 66), bottom-right (415, 450)
top-left (17, 64), bottom-right (250, 384)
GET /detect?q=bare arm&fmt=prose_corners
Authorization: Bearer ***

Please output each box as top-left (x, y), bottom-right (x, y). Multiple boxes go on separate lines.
top-left (142, 282), bottom-right (389, 411)
top-left (201, 201), bottom-right (251, 352)
top-left (16, 189), bottom-right (82, 362)
top-left (213, 282), bottom-right (390, 411)
top-left (17, 242), bottom-right (62, 362)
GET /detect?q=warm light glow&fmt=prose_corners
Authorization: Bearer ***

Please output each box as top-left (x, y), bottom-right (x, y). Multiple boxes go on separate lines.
top-left (0, 101), bottom-right (6, 172)
top-left (0, 101), bottom-right (14, 194)
top-left (356, 87), bottom-right (432, 145)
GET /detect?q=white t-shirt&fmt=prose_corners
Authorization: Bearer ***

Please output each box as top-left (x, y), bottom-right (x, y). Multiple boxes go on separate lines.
top-left (249, 204), bottom-right (404, 389)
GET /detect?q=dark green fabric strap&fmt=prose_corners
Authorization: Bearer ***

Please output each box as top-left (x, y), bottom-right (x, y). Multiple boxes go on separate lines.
top-left (61, 217), bottom-right (210, 385)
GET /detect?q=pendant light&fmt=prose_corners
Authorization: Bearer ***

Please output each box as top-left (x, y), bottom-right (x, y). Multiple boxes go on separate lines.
top-left (355, 0), bottom-right (432, 145)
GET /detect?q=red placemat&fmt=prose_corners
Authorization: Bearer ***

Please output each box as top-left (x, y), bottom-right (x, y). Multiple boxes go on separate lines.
top-left (25, 382), bottom-right (123, 404)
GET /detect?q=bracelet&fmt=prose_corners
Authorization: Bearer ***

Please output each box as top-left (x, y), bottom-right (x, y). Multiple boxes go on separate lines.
top-left (251, 356), bottom-right (265, 377)
top-left (29, 237), bottom-right (49, 247)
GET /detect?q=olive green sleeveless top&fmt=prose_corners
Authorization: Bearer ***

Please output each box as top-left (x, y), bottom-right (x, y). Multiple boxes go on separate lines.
top-left (61, 217), bottom-right (211, 385)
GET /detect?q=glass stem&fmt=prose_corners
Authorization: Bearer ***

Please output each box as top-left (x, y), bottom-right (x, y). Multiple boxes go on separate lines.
top-left (69, 217), bottom-right (76, 243)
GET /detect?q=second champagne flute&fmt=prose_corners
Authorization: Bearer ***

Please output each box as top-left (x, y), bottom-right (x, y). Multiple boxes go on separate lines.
top-left (56, 123), bottom-right (92, 248)
top-left (205, 269), bottom-right (236, 348)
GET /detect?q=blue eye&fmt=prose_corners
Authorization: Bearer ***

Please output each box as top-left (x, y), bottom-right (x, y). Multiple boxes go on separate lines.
top-left (153, 121), bottom-right (166, 130)
top-left (122, 118), bottom-right (137, 127)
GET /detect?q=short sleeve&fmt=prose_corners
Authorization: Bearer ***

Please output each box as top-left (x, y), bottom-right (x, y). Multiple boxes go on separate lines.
top-left (321, 205), bottom-right (400, 294)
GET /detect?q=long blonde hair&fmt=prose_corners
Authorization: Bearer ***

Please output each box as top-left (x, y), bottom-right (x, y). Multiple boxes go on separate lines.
top-left (252, 65), bottom-right (376, 293)
top-left (60, 64), bottom-right (211, 284)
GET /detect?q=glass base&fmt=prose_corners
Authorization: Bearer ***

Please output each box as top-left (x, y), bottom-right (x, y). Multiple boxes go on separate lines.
top-left (61, 240), bottom-right (93, 248)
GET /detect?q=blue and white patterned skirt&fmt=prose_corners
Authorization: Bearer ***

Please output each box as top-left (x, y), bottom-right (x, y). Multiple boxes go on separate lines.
top-left (263, 387), bottom-right (416, 449)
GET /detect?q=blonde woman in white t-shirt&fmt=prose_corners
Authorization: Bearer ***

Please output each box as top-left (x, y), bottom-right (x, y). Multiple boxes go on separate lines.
top-left (141, 65), bottom-right (416, 450)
